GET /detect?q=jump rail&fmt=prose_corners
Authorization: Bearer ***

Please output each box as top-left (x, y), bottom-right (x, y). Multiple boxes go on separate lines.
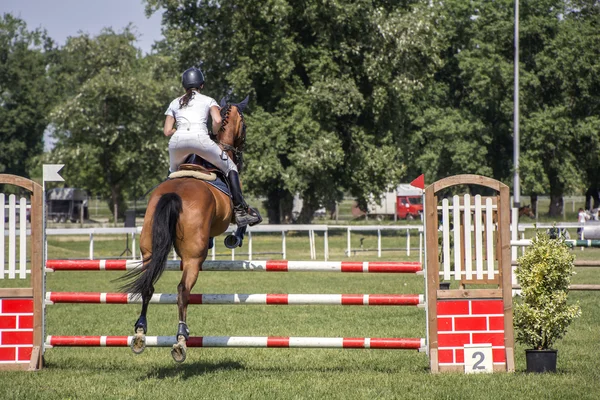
top-left (45, 336), bottom-right (426, 350)
top-left (45, 259), bottom-right (423, 273)
top-left (45, 292), bottom-right (425, 306)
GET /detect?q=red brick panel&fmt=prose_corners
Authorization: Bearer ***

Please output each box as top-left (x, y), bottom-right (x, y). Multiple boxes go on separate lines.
top-left (0, 347), bottom-right (16, 361)
top-left (471, 299), bottom-right (503, 315)
top-left (437, 317), bottom-right (453, 331)
top-left (436, 298), bottom-right (508, 369)
top-left (454, 316), bottom-right (487, 331)
top-left (0, 316), bottom-right (17, 329)
top-left (489, 316), bottom-right (505, 331)
top-left (438, 349), bottom-right (454, 363)
top-left (1, 299), bottom-right (33, 313)
top-left (17, 346), bottom-right (33, 361)
top-left (18, 315), bottom-right (34, 329)
top-left (2, 330), bottom-right (33, 345)
top-left (438, 333), bottom-right (471, 347)
top-left (492, 348), bottom-right (507, 363)
top-left (455, 349), bottom-right (465, 363)
top-left (437, 301), bottom-right (470, 316)
top-left (472, 332), bottom-right (505, 346)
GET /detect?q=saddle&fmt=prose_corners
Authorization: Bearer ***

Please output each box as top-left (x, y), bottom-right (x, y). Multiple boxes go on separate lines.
top-left (168, 154), bottom-right (221, 181)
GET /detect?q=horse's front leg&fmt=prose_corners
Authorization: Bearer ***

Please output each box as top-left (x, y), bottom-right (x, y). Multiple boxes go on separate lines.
top-left (171, 258), bottom-right (201, 363)
top-left (131, 286), bottom-right (154, 354)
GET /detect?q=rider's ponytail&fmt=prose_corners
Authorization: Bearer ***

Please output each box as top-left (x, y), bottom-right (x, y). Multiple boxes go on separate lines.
top-left (179, 88), bottom-right (197, 108)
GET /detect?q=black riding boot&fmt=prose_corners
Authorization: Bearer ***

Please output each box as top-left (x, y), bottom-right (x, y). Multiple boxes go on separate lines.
top-left (227, 171), bottom-right (262, 227)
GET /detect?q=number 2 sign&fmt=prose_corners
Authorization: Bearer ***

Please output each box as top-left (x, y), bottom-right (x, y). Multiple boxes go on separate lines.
top-left (464, 344), bottom-right (493, 373)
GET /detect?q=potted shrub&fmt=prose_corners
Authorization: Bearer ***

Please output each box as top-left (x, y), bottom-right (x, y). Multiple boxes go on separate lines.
top-left (514, 231), bottom-right (581, 373)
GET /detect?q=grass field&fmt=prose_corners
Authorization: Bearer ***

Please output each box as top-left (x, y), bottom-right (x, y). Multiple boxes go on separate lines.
top-left (1, 229), bottom-right (600, 399)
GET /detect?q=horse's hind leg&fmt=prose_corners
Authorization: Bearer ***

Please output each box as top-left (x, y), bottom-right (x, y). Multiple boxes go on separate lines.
top-left (171, 257), bottom-right (202, 363)
top-left (131, 286), bottom-right (154, 354)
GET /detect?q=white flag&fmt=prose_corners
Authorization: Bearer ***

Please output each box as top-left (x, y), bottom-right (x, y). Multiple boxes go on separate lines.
top-left (43, 164), bottom-right (65, 182)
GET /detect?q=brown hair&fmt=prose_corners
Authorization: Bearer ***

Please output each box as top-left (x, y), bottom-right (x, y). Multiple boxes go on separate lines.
top-left (179, 88), bottom-right (197, 108)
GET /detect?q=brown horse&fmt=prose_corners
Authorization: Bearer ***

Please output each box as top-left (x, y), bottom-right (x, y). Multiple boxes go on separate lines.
top-left (120, 98), bottom-right (248, 362)
top-left (518, 204), bottom-right (535, 219)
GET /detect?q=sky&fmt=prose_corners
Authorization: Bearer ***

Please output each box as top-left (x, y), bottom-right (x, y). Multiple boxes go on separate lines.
top-left (0, 0), bottom-right (164, 54)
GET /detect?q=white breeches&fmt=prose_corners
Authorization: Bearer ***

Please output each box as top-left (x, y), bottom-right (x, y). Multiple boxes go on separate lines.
top-left (168, 129), bottom-right (238, 175)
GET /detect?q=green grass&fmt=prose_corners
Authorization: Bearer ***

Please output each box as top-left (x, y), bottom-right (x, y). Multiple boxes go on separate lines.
top-left (2, 232), bottom-right (600, 399)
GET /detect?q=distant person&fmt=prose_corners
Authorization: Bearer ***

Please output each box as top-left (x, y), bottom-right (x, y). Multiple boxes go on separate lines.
top-left (577, 208), bottom-right (589, 239)
top-left (163, 67), bottom-right (260, 227)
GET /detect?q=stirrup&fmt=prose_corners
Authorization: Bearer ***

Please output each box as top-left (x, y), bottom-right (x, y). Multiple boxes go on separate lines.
top-left (234, 205), bottom-right (262, 227)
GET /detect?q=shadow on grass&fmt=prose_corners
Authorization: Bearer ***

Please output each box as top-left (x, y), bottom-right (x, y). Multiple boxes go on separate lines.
top-left (145, 360), bottom-right (245, 380)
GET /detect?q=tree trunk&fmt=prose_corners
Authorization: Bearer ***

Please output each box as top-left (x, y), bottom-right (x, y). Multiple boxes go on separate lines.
top-left (264, 190), bottom-right (282, 224)
top-left (548, 194), bottom-right (563, 217)
top-left (264, 189), bottom-right (294, 224)
top-left (530, 194), bottom-right (538, 217)
top-left (296, 192), bottom-right (319, 224)
top-left (107, 184), bottom-right (127, 221)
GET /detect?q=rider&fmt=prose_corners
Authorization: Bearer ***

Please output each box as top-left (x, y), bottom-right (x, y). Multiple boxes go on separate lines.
top-left (163, 67), bottom-right (261, 227)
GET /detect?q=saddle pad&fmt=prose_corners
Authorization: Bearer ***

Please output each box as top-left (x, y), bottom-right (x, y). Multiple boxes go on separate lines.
top-left (205, 175), bottom-right (231, 197)
top-left (168, 170), bottom-right (216, 181)
top-left (167, 170), bottom-right (231, 198)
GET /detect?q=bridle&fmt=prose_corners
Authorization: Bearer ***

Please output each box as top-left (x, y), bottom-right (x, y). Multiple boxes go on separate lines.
top-left (215, 104), bottom-right (246, 171)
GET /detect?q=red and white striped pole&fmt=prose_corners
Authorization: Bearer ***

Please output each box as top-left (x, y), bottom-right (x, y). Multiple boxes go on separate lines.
top-left (45, 335), bottom-right (426, 350)
top-left (45, 259), bottom-right (423, 273)
top-left (45, 292), bottom-right (425, 306)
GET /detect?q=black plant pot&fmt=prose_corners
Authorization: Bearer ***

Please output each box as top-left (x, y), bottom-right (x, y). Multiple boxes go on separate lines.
top-left (525, 349), bottom-right (557, 373)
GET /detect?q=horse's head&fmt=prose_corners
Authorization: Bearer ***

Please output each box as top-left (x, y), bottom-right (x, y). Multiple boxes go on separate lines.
top-left (216, 96), bottom-right (249, 171)
top-left (519, 205), bottom-right (535, 219)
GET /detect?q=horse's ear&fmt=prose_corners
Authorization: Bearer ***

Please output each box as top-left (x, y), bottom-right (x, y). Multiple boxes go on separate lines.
top-left (237, 95), bottom-right (249, 112)
top-left (219, 97), bottom-right (228, 108)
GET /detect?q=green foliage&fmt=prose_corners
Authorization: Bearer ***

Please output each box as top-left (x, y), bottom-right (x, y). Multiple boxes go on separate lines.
top-left (514, 231), bottom-right (581, 350)
top-left (146, 0), bottom-right (441, 222)
top-left (42, 29), bottom-right (179, 215)
top-left (0, 14), bottom-right (56, 177)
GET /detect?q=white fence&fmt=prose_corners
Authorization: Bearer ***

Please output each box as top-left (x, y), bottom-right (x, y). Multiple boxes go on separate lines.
top-left (43, 224), bottom-right (425, 262)
top-left (39, 222), bottom-right (587, 263)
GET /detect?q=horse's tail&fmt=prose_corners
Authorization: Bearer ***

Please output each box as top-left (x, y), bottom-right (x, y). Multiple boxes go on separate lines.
top-left (119, 193), bottom-right (182, 296)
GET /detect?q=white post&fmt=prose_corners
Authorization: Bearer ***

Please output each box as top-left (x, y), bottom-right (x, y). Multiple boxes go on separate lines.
top-left (89, 233), bottom-right (94, 260)
top-left (324, 230), bottom-right (329, 261)
top-left (248, 232), bottom-right (253, 261)
top-left (511, 208), bottom-right (518, 261)
top-left (282, 231), bottom-right (286, 260)
top-left (132, 232), bottom-right (136, 259)
top-left (407, 228), bottom-right (411, 257)
top-left (419, 230), bottom-right (423, 265)
top-left (18, 198), bottom-right (26, 278)
top-left (377, 229), bottom-right (381, 258)
top-left (347, 227), bottom-right (351, 257)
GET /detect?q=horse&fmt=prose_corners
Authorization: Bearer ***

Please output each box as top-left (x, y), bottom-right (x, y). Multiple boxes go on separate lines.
top-left (518, 204), bottom-right (535, 219)
top-left (120, 97), bottom-right (248, 363)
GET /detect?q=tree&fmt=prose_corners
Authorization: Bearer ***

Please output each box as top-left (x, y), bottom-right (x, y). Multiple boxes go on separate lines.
top-left (519, 2), bottom-right (600, 215)
top-left (413, 0), bottom-right (598, 216)
top-left (146, 0), bottom-right (443, 222)
top-left (44, 29), bottom-right (178, 216)
top-left (0, 14), bottom-right (56, 177)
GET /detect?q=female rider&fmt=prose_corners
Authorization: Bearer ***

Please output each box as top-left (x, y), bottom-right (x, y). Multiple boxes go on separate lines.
top-left (163, 67), bottom-right (261, 228)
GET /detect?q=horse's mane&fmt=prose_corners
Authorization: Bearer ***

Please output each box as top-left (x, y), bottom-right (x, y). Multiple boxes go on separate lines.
top-left (217, 104), bottom-right (246, 172)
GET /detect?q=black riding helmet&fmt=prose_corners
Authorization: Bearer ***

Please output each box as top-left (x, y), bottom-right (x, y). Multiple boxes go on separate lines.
top-left (182, 67), bottom-right (205, 90)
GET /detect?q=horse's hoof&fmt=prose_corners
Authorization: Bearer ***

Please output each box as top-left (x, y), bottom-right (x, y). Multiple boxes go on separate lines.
top-left (171, 339), bottom-right (187, 363)
top-left (131, 328), bottom-right (146, 355)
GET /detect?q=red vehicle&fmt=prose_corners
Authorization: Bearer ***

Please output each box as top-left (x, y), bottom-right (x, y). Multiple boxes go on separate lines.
top-left (396, 194), bottom-right (423, 220)
top-left (351, 184), bottom-right (423, 220)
